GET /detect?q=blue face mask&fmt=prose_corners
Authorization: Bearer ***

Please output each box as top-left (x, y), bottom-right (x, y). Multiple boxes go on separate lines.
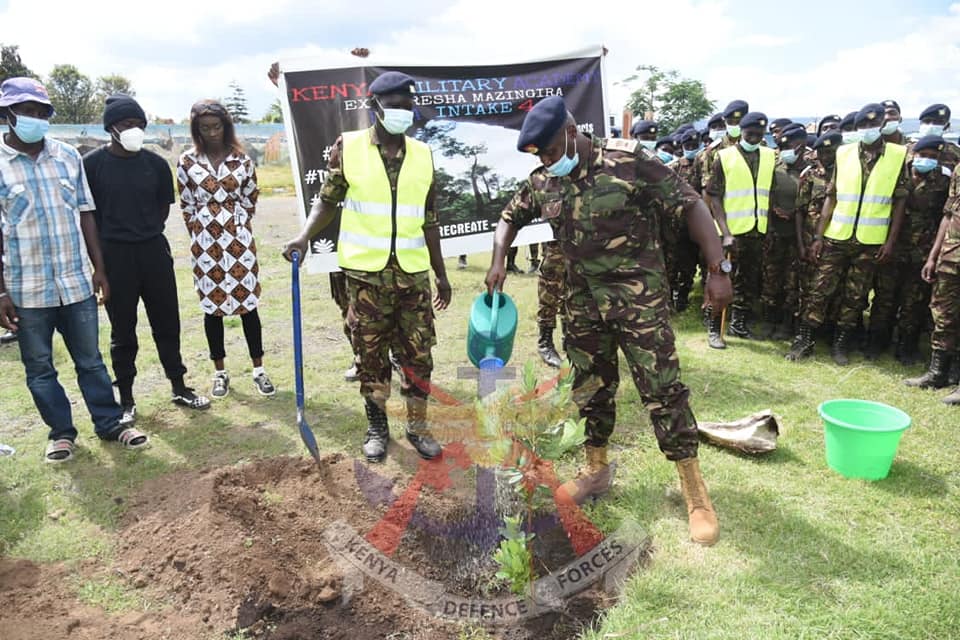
top-left (739, 139), bottom-right (760, 153)
top-left (545, 130), bottom-right (580, 177)
top-left (780, 148), bottom-right (798, 165)
top-left (919, 123), bottom-right (945, 138)
top-left (376, 100), bottom-right (413, 135)
top-left (726, 124), bottom-right (741, 138)
top-left (656, 150), bottom-right (675, 164)
top-left (913, 157), bottom-right (938, 174)
top-left (861, 127), bottom-right (882, 145)
top-left (10, 113), bottom-right (49, 144)
top-left (842, 130), bottom-right (862, 144)
top-left (637, 139), bottom-right (657, 150)
top-left (684, 148), bottom-right (700, 160)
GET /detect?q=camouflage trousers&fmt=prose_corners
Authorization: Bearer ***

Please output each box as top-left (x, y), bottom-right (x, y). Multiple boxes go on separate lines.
top-left (564, 271), bottom-right (699, 461)
top-left (760, 232), bottom-right (800, 317)
top-left (729, 230), bottom-right (765, 314)
top-left (537, 241), bottom-right (566, 329)
top-left (345, 272), bottom-right (436, 409)
top-left (930, 270), bottom-right (960, 353)
top-left (665, 217), bottom-right (700, 302)
top-left (804, 240), bottom-right (879, 329)
top-left (896, 261), bottom-right (932, 336)
top-left (869, 254), bottom-right (902, 332)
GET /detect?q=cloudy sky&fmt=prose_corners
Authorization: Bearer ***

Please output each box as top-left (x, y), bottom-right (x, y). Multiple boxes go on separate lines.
top-left (3, 0), bottom-right (960, 123)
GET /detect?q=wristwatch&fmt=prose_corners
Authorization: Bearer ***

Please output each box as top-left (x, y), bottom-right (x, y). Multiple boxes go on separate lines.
top-left (707, 259), bottom-right (733, 275)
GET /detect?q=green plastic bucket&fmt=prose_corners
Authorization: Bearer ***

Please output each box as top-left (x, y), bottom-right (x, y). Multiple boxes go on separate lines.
top-left (818, 399), bottom-right (911, 480)
top-left (467, 291), bottom-right (517, 367)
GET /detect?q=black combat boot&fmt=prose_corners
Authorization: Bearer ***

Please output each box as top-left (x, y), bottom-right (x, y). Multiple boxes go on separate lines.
top-left (895, 332), bottom-right (920, 366)
top-left (785, 323), bottom-right (816, 361)
top-left (527, 259), bottom-right (540, 274)
top-left (362, 398), bottom-right (390, 462)
top-left (675, 286), bottom-right (691, 313)
top-left (405, 397), bottom-right (441, 460)
top-left (903, 350), bottom-right (951, 389)
top-left (949, 352), bottom-right (960, 386)
top-left (831, 327), bottom-right (853, 366)
top-left (537, 325), bottom-right (563, 368)
top-left (727, 309), bottom-right (754, 339)
top-left (506, 257), bottom-right (522, 274)
top-left (864, 324), bottom-right (891, 360)
top-left (707, 315), bottom-right (726, 349)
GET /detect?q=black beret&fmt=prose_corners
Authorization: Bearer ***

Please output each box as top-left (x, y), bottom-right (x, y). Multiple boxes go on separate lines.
top-left (919, 103), bottom-right (951, 122)
top-left (676, 123), bottom-right (694, 133)
top-left (740, 111), bottom-right (768, 129)
top-left (855, 103), bottom-right (884, 126)
top-left (914, 135), bottom-right (946, 153)
top-left (723, 100), bottom-right (749, 119)
top-left (369, 71), bottom-right (416, 96)
top-left (770, 118), bottom-right (792, 132)
top-left (630, 119), bottom-right (657, 136)
top-left (779, 124), bottom-right (807, 144)
top-left (517, 96), bottom-right (567, 153)
top-left (103, 94), bottom-right (146, 131)
top-left (840, 111), bottom-right (857, 129)
top-left (680, 128), bottom-right (700, 144)
top-left (881, 99), bottom-right (901, 114)
top-left (708, 112), bottom-right (724, 128)
top-left (813, 131), bottom-right (842, 150)
top-left (655, 136), bottom-right (674, 148)
top-left (806, 133), bottom-right (818, 148)
top-left (818, 114), bottom-right (841, 128)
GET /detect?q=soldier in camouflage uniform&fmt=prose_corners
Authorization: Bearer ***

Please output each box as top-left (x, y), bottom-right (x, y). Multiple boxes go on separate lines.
top-left (669, 128), bottom-right (705, 311)
top-left (917, 104), bottom-right (960, 171)
top-left (486, 96), bottom-right (733, 546)
top-left (536, 240), bottom-right (565, 367)
top-left (787, 104), bottom-right (909, 365)
top-left (905, 166), bottom-right (960, 404)
top-left (283, 71), bottom-right (451, 462)
top-left (817, 114), bottom-right (841, 136)
top-left (759, 124), bottom-right (808, 340)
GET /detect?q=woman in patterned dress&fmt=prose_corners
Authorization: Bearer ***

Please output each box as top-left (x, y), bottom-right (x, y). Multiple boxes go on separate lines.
top-left (177, 100), bottom-right (275, 398)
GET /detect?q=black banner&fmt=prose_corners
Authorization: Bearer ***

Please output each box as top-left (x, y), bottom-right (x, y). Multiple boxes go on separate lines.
top-left (279, 50), bottom-right (607, 272)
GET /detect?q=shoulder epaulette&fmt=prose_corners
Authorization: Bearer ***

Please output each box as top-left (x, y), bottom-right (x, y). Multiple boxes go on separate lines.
top-left (604, 137), bottom-right (639, 154)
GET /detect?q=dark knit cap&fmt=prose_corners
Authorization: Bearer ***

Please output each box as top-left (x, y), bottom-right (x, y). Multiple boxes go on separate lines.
top-left (103, 94), bottom-right (146, 131)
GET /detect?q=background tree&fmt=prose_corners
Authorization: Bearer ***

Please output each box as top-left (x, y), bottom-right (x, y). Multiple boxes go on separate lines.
top-left (622, 64), bottom-right (715, 132)
top-left (224, 81), bottom-right (249, 123)
top-left (260, 99), bottom-right (283, 123)
top-left (47, 64), bottom-right (97, 123)
top-left (95, 74), bottom-right (135, 105)
top-left (1, 44), bottom-right (36, 81)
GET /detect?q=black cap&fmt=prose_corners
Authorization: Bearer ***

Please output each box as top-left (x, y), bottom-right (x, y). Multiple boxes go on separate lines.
top-left (680, 128), bottom-right (700, 144)
top-left (708, 112), bottom-right (724, 128)
top-left (369, 71), bottom-right (416, 96)
top-left (919, 103), bottom-right (951, 122)
top-left (813, 131), bottom-right (842, 150)
top-left (881, 99), bottom-right (901, 114)
top-left (840, 111), bottom-right (857, 130)
top-left (103, 94), bottom-right (146, 131)
top-left (806, 133), bottom-right (818, 147)
top-left (914, 135), bottom-right (946, 153)
top-left (517, 96), bottom-right (567, 154)
top-left (770, 118), bottom-right (792, 132)
top-left (655, 136), bottom-right (674, 148)
top-left (855, 103), bottom-right (884, 126)
top-left (630, 119), bottom-right (657, 136)
top-left (723, 100), bottom-right (749, 119)
top-left (779, 124), bottom-right (807, 144)
top-left (740, 111), bottom-right (768, 130)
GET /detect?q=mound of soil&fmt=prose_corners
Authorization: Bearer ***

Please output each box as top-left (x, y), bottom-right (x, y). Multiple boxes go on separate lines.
top-left (1, 452), bottom-right (636, 639)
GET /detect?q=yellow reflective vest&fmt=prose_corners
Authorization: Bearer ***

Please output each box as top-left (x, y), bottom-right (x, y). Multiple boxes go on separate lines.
top-left (338, 129), bottom-right (433, 272)
top-left (824, 142), bottom-right (907, 245)
top-left (718, 145), bottom-right (776, 235)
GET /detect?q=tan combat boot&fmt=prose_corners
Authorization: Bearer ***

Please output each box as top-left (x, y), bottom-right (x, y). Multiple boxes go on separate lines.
top-left (676, 457), bottom-right (719, 546)
top-left (557, 445), bottom-right (614, 505)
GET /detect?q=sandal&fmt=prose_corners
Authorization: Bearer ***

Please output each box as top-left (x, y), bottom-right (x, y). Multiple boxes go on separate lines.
top-left (44, 438), bottom-right (75, 464)
top-left (117, 428), bottom-right (149, 450)
top-left (172, 387), bottom-right (211, 410)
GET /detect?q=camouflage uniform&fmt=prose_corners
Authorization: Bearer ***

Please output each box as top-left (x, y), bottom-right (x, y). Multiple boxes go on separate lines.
top-left (929, 175), bottom-right (960, 353)
top-left (697, 136), bottom-right (734, 197)
top-left (669, 155), bottom-right (704, 305)
top-left (500, 136), bottom-right (701, 460)
top-left (319, 132), bottom-right (437, 409)
top-left (537, 241), bottom-right (565, 329)
top-left (796, 161), bottom-right (830, 318)
top-left (804, 143), bottom-right (911, 330)
top-left (760, 156), bottom-right (808, 321)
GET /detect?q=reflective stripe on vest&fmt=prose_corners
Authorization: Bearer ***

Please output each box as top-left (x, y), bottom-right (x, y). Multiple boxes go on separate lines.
top-left (824, 142), bottom-right (907, 245)
top-left (719, 145), bottom-right (775, 235)
top-left (338, 129), bottom-right (433, 272)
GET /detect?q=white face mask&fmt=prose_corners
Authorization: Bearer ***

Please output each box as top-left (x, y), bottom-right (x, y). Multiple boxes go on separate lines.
top-left (637, 139), bottom-right (657, 150)
top-left (376, 100), bottom-right (414, 135)
top-left (919, 123), bottom-right (946, 138)
top-left (115, 127), bottom-right (145, 152)
top-left (881, 120), bottom-right (901, 136)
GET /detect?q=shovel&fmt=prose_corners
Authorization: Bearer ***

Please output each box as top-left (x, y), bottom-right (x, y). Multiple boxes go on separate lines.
top-left (291, 250), bottom-right (322, 465)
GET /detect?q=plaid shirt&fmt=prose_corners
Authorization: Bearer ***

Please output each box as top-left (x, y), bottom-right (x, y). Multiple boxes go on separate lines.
top-left (0, 137), bottom-right (96, 308)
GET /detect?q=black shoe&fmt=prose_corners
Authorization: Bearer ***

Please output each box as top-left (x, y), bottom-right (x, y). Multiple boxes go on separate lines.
top-left (0, 330), bottom-right (17, 345)
top-left (895, 332), bottom-right (920, 366)
top-left (728, 310), bottom-right (754, 339)
top-left (527, 260), bottom-right (540, 274)
top-left (785, 323), bottom-right (816, 361)
top-left (831, 328), bottom-right (852, 366)
top-left (707, 316), bottom-right (726, 350)
top-left (406, 432), bottom-right (441, 460)
top-left (904, 350), bottom-right (951, 389)
top-left (362, 399), bottom-right (389, 462)
top-left (537, 325), bottom-right (563, 368)
top-left (675, 291), bottom-right (690, 313)
top-left (506, 261), bottom-right (522, 274)
top-left (864, 326), bottom-right (891, 360)
top-left (344, 363), bottom-right (360, 382)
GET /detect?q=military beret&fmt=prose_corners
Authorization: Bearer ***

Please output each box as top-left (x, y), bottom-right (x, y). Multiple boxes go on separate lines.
top-left (708, 112), bottom-right (724, 128)
top-left (740, 111), bottom-right (768, 130)
top-left (630, 119), bottom-right (657, 136)
top-left (840, 111), bottom-right (857, 130)
top-left (517, 96), bottom-right (567, 154)
top-left (818, 114), bottom-right (841, 129)
top-left (369, 71), bottom-right (417, 96)
top-left (770, 118), bottom-right (792, 132)
top-left (919, 103), bottom-right (951, 122)
top-left (676, 123), bottom-right (694, 133)
top-left (655, 136), bottom-right (674, 148)
top-left (881, 99), bottom-right (901, 114)
top-left (807, 133), bottom-right (818, 148)
top-left (855, 103), bottom-right (884, 126)
top-left (680, 128), bottom-right (700, 144)
top-left (723, 99), bottom-right (749, 119)
top-left (813, 131), bottom-right (842, 150)
top-left (779, 124), bottom-right (807, 143)
top-left (914, 135), bottom-right (946, 153)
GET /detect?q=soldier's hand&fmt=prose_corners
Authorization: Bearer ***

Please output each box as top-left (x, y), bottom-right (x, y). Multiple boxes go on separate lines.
top-left (485, 263), bottom-right (506, 295)
top-left (721, 234), bottom-right (736, 249)
top-left (875, 242), bottom-right (895, 264)
top-left (921, 260), bottom-right (937, 283)
top-left (0, 295), bottom-right (18, 332)
top-left (434, 276), bottom-right (451, 311)
top-left (702, 273), bottom-right (733, 316)
top-left (282, 237), bottom-right (310, 264)
top-left (809, 239), bottom-right (823, 263)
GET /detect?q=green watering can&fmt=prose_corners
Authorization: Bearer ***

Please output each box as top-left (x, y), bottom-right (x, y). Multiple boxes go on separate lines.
top-left (467, 290), bottom-right (518, 368)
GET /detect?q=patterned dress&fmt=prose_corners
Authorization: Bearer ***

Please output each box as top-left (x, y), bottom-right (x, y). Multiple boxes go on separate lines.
top-left (177, 149), bottom-right (261, 317)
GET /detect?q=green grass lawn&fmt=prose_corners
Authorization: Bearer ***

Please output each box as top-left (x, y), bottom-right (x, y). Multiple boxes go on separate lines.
top-left (1, 197), bottom-right (958, 639)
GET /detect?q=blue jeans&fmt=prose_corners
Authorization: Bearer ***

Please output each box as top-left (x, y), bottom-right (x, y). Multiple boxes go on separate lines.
top-left (16, 296), bottom-right (122, 441)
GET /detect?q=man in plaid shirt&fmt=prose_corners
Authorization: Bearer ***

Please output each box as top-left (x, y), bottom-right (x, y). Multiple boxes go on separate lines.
top-left (0, 77), bottom-right (148, 462)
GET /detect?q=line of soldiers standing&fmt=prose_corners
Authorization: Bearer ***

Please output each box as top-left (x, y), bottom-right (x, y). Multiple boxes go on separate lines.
top-left (628, 98), bottom-right (960, 405)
